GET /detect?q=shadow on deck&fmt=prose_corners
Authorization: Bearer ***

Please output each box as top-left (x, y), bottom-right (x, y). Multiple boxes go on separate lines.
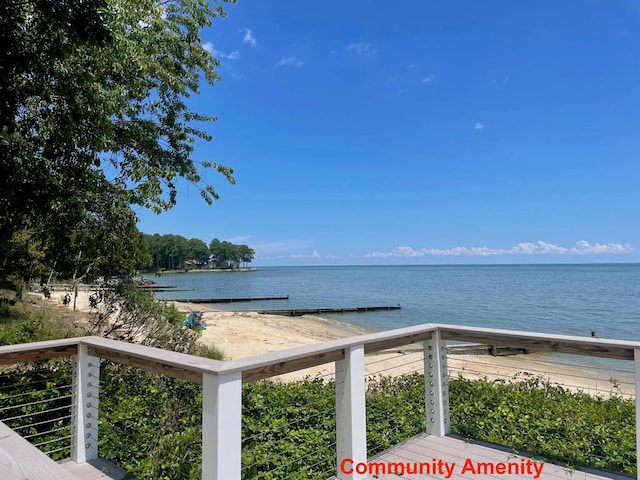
top-left (60, 458), bottom-right (129, 479)
top-left (332, 434), bottom-right (632, 480)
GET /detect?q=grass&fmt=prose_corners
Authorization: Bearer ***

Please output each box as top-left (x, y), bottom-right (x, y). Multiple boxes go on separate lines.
top-left (0, 292), bottom-right (84, 345)
top-left (196, 342), bottom-right (226, 360)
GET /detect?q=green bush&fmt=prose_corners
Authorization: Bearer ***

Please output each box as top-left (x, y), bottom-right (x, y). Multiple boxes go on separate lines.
top-left (196, 343), bottom-right (226, 360)
top-left (449, 374), bottom-right (636, 475)
top-left (0, 301), bottom-right (81, 345)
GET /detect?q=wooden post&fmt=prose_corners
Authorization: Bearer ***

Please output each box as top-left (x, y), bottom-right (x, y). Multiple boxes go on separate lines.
top-left (335, 345), bottom-right (367, 480)
top-left (424, 330), bottom-right (450, 436)
top-left (202, 372), bottom-right (242, 480)
top-left (71, 343), bottom-right (100, 463)
top-left (635, 349), bottom-right (640, 480)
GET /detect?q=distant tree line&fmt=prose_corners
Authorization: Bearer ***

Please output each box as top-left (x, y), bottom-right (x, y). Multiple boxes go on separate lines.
top-left (143, 234), bottom-right (255, 271)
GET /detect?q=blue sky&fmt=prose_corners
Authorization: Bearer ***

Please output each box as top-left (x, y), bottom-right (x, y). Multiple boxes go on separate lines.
top-left (136, 0), bottom-right (640, 266)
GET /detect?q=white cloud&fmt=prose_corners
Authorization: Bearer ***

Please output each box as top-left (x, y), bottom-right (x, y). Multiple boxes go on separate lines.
top-left (473, 122), bottom-right (485, 130)
top-left (421, 74), bottom-right (436, 83)
top-left (347, 41), bottom-right (376, 56)
top-left (291, 251), bottom-right (321, 259)
top-left (366, 241), bottom-right (635, 258)
top-left (289, 251), bottom-right (343, 260)
top-left (220, 50), bottom-right (239, 60)
top-left (276, 56), bottom-right (304, 68)
top-left (243, 28), bottom-right (257, 46)
top-left (202, 42), bottom-right (239, 60)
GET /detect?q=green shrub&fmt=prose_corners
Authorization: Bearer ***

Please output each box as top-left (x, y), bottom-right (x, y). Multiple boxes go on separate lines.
top-left (196, 343), bottom-right (226, 360)
top-left (449, 374), bottom-right (636, 475)
top-left (0, 301), bottom-right (81, 345)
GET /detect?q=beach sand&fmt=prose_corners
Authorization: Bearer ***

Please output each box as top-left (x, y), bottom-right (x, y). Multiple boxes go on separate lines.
top-left (38, 289), bottom-right (635, 394)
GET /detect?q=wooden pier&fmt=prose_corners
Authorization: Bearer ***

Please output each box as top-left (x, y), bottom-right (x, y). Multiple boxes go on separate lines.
top-left (257, 305), bottom-right (401, 316)
top-left (165, 295), bottom-right (290, 304)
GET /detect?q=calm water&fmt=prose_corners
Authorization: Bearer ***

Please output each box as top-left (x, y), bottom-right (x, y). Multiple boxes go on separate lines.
top-left (152, 264), bottom-right (640, 342)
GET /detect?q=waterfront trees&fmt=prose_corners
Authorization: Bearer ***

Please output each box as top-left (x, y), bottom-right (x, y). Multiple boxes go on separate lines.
top-left (0, 0), bottom-right (235, 289)
top-left (209, 238), bottom-right (255, 269)
top-left (143, 234), bottom-right (254, 271)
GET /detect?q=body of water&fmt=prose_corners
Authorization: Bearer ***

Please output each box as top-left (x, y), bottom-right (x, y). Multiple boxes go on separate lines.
top-left (151, 264), bottom-right (640, 342)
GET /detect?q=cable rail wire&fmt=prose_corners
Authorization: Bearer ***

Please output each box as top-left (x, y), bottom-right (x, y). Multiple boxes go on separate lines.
top-left (446, 349), bottom-right (635, 397)
top-left (23, 425), bottom-right (70, 440)
top-left (0, 383), bottom-right (72, 402)
top-left (448, 365), bottom-right (630, 397)
top-left (0, 376), bottom-right (67, 393)
top-left (448, 354), bottom-right (634, 382)
top-left (33, 434), bottom-right (71, 448)
top-left (11, 413), bottom-right (73, 432)
top-left (280, 454), bottom-right (336, 480)
top-left (242, 406), bottom-right (336, 444)
top-left (246, 440), bottom-right (338, 479)
top-left (1, 402), bottom-right (72, 424)
top-left (44, 444), bottom-right (71, 456)
top-left (0, 393), bottom-right (73, 413)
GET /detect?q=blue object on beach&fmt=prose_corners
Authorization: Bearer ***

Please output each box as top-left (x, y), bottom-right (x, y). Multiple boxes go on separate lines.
top-left (182, 310), bottom-right (206, 329)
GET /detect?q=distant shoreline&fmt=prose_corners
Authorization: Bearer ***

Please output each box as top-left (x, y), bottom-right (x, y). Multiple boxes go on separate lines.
top-left (153, 268), bottom-right (257, 275)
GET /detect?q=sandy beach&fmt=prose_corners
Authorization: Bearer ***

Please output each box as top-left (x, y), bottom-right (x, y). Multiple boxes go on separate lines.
top-left (39, 288), bottom-right (635, 394)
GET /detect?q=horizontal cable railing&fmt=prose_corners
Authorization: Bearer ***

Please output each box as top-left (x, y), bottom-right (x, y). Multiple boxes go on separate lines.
top-left (0, 360), bottom-right (73, 460)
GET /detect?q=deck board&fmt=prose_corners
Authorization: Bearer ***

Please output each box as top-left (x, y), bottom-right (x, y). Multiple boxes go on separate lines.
top-left (0, 421), bottom-right (72, 480)
top-left (333, 433), bottom-right (630, 480)
top-left (60, 457), bottom-right (130, 479)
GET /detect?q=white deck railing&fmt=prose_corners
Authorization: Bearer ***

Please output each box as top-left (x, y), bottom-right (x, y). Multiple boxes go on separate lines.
top-left (0, 323), bottom-right (639, 479)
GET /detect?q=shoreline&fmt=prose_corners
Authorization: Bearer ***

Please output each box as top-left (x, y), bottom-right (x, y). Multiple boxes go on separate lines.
top-left (151, 268), bottom-right (257, 275)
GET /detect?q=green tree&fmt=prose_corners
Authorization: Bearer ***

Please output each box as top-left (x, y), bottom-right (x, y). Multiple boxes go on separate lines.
top-left (238, 244), bottom-right (255, 268)
top-left (208, 238), bottom-right (225, 268)
top-left (0, 0), bottom-right (235, 288)
top-left (187, 238), bottom-right (210, 266)
top-left (208, 238), bottom-right (254, 269)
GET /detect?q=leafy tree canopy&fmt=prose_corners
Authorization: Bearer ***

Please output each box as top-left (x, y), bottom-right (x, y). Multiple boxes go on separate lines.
top-left (0, 0), bottom-right (235, 288)
top-left (143, 234), bottom-right (254, 270)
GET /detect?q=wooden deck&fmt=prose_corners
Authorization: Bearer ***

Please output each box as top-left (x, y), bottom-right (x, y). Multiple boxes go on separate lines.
top-left (0, 421), bottom-right (71, 480)
top-left (60, 458), bottom-right (129, 479)
top-left (351, 433), bottom-right (631, 480)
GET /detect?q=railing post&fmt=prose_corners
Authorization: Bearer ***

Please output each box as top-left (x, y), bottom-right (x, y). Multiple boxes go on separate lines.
top-left (71, 343), bottom-right (100, 463)
top-left (424, 329), bottom-right (450, 436)
top-left (202, 372), bottom-right (242, 480)
top-left (634, 349), bottom-right (640, 480)
top-left (335, 345), bottom-right (367, 480)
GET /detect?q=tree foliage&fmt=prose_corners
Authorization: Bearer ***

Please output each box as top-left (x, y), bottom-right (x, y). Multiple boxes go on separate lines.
top-left (143, 233), bottom-right (255, 270)
top-left (0, 0), bottom-right (235, 288)
top-left (209, 237), bottom-right (255, 269)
